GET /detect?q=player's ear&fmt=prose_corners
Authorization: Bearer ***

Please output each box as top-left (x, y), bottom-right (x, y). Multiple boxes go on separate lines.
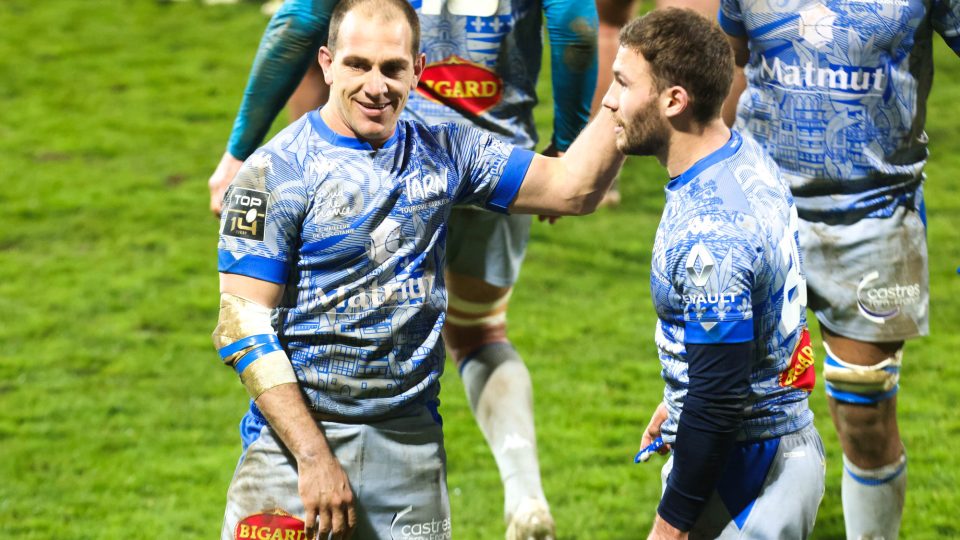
top-left (411, 52), bottom-right (426, 90)
top-left (319, 46), bottom-right (335, 85)
top-left (663, 85), bottom-right (689, 119)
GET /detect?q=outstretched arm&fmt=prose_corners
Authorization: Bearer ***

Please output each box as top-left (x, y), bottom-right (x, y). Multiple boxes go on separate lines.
top-left (508, 108), bottom-right (624, 216)
top-left (209, 0), bottom-right (336, 215)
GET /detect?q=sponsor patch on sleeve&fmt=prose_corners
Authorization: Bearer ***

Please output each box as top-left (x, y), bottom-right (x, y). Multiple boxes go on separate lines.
top-left (222, 187), bottom-right (268, 241)
top-left (235, 510), bottom-right (304, 540)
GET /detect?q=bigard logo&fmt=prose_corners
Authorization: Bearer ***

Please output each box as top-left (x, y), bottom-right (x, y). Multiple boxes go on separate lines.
top-left (235, 511), bottom-right (305, 540)
top-left (417, 56), bottom-right (503, 115)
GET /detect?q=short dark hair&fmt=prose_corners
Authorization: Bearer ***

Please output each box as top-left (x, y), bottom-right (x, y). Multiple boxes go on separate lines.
top-left (619, 8), bottom-right (733, 123)
top-left (328, 0), bottom-right (421, 59)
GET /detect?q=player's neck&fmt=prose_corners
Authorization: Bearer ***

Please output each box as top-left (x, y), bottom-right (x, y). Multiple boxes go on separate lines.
top-left (663, 119), bottom-right (731, 178)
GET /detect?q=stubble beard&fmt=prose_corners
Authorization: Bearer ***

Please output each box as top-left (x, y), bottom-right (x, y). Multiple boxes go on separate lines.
top-left (617, 98), bottom-right (669, 157)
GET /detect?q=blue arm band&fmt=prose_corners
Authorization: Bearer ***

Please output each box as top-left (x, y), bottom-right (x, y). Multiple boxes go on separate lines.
top-left (234, 341), bottom-right (285, 375)
top-left (218, 333), bottom-right (280, 361)
top-left (543, 0), bottom-right (598, 152)
top-left (658, 341), bottom-right (753, 531)
top-left (227, 0), bottom-right (337, 160)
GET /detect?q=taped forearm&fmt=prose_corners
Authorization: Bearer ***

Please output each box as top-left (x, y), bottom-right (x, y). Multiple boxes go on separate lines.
top-left (227, 0), bottom-right (335, 160)
top-left (212, 293), bottom-right (298, 399)
top-left (544, 0), bottom-right (598, 151)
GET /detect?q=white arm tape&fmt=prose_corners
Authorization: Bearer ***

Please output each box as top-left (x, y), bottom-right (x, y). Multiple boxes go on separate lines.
top-left (212, 293), bottom-right (298, 400)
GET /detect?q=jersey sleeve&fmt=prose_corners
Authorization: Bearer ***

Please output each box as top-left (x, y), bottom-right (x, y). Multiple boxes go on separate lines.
top-left (543, 0), bottom-right (598, 151)
top-left (932, 0), bottom-right (960, 55)
top-left (218, 146), bottom-right (309, 284)
top-left (434, 124), bottom-right (535, 213)
top-left (672, 214), bottom-right (758, 345)
top-left (718, 0), bottom-right (747, 38)
top-left (226, 0), bottom-right (337, 160)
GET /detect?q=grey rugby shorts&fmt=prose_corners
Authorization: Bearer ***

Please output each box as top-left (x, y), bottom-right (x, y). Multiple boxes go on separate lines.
top-left (445, 207), bottom-right (531, 288)
top-left (659, 423), bottom-right (825, 539)
top-left (221, 406), bottom-right (450, 540)
top-left (799, 204), bottom-right (929, 342)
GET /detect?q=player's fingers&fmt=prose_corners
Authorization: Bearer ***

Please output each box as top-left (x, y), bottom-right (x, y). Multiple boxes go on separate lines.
top-left (304, 508), bottom-right (319, 539)
top-left (346, 502), bottom-right (358, 538)
top-left (317, 508), bottom-right (333, 540)
top-left (657, 443), bottom-right (671, 455)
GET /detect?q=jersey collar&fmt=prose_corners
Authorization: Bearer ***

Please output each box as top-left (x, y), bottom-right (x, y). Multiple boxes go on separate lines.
top-left (308, 109), bottom-right (401, 151)
top-left (666, 130), bottom-right (742, 192)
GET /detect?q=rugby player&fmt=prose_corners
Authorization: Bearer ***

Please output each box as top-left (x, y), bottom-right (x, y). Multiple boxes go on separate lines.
top-left (602, 9), bottom-right (825, 538)
top-left (719, 1), bottom-right (960, 537)
top-left (207, 1), bottom-right (598, 536)
top-left (212, 1), bottom-right (623, 538)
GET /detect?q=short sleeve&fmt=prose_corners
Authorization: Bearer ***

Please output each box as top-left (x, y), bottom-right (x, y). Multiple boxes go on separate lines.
top-left (672, 217), bottom-right (758, 345)
top-left (433, 124), bottom-right (534, 214)
top-left (718, 0), bottom-right (747, 38)
top-left (218, 148), bottom-right (309, 284)
top-left (932, 0), bottom-right (960, 55)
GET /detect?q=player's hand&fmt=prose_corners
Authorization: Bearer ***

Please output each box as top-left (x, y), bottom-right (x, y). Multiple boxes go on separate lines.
top-left (639, 402), bottom-right (672, 457)
top-left (297, 450), bottom-right (357, 540)
top-left (647, 514), bottom-right (688, 540)
top-left (538, 144), bottom-right (565, 224)
top-left (209, 151), bottom-right (243, 217)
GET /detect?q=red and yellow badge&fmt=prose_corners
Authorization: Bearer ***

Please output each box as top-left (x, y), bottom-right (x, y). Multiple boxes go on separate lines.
top-left (778, 327), bottom-right (816, 392)
top-left (236, 510), bottom-right (305, 540)
top-left (417, 55), bottom-right (503, 115)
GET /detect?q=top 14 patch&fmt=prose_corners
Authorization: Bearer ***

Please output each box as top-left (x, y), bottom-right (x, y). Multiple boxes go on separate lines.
top-left (222, 187), bottom-right (268, 241)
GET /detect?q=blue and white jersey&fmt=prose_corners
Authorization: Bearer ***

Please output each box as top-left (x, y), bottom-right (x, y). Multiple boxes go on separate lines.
top-left (405, 0), bottom-right (596, 151)
top-left (218, 112), bottom-right (531, 420)
top-left (720, 0), bottom-right (960, 220)
top-left (652, 132), bottom-right (815, 442)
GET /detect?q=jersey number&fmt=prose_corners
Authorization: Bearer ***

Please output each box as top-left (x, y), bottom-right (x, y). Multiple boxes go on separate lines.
top-left (778, 210), bottom-right (808, 336)
top-left (420, 0), bottom-right (499, 17)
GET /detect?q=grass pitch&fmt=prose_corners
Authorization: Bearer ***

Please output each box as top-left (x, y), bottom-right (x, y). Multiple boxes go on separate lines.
top-left (1, 1), bottom-right (959, 538)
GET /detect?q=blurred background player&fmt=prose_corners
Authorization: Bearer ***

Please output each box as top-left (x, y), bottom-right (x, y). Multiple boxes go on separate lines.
top-left (591, 0), bottom-right (729, 207)
top-left (720, 1), bottom-right (960, 537)
top-left (603, 9), bottom-right (825, 538)
top-left (207, 1), bottom-right (599, 537)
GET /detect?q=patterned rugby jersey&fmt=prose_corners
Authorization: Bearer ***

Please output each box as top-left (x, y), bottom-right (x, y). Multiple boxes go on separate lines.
top-left (721, 0), bottom-right (960, 219)
top-left (405, 0), bottom-right (595, 151)
top-left (652, 132), bottom-right (815, 442)
top-left (218, 112), bottom-right (531, 419)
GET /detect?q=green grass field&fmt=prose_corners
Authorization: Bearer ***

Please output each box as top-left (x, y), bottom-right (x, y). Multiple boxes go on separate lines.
top-left (2, 1), bottom-right (959, 538)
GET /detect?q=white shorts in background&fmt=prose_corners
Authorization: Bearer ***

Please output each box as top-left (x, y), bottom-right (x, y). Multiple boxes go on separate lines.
top-left (221, 406), bottom-right (450, 540)
top-left (799, 204), bottom-right (929, 343)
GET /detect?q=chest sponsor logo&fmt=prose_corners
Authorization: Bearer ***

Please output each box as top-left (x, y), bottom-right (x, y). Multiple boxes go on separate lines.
top-left (406, 171), bottom-right (448, 202)
top-left (759, 56), bottom-right (885, 92)
top-left (222, 187), bottom-right (268, 241)
top-left (235, 511), bottom-right (305, 540)
top-left (778, 326), bottom-right (816, 391)
top-left (417, 56), bottom-right (503, 115)
top-left (319, 275), bottom-right (436, 311)
top-left (390, 505), bottom-right (452, 540)
top-left (856, 271), bottom-right (921, 324)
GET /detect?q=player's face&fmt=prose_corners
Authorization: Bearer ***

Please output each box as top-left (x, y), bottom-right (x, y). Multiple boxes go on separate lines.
top-left (603, 47), bottom-right (670, 157)
top-left (320, 11), bottom-right (425, 146)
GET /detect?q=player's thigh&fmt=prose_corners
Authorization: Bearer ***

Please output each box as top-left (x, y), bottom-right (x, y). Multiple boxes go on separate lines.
top-left (737, 424), bottom-right (826, 539)
top-left (446, 207), bottom-right (531, 289)
top-left (799, 204), bottom-right (928, 343)
top-left (221, 425), bottom-right (305, 540)
top-left (358, 407), bottom-right (451, 539)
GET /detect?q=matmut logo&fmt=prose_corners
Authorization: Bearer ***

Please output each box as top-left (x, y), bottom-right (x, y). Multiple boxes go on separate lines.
top-left (417, 55), bottom-right (503, 115)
